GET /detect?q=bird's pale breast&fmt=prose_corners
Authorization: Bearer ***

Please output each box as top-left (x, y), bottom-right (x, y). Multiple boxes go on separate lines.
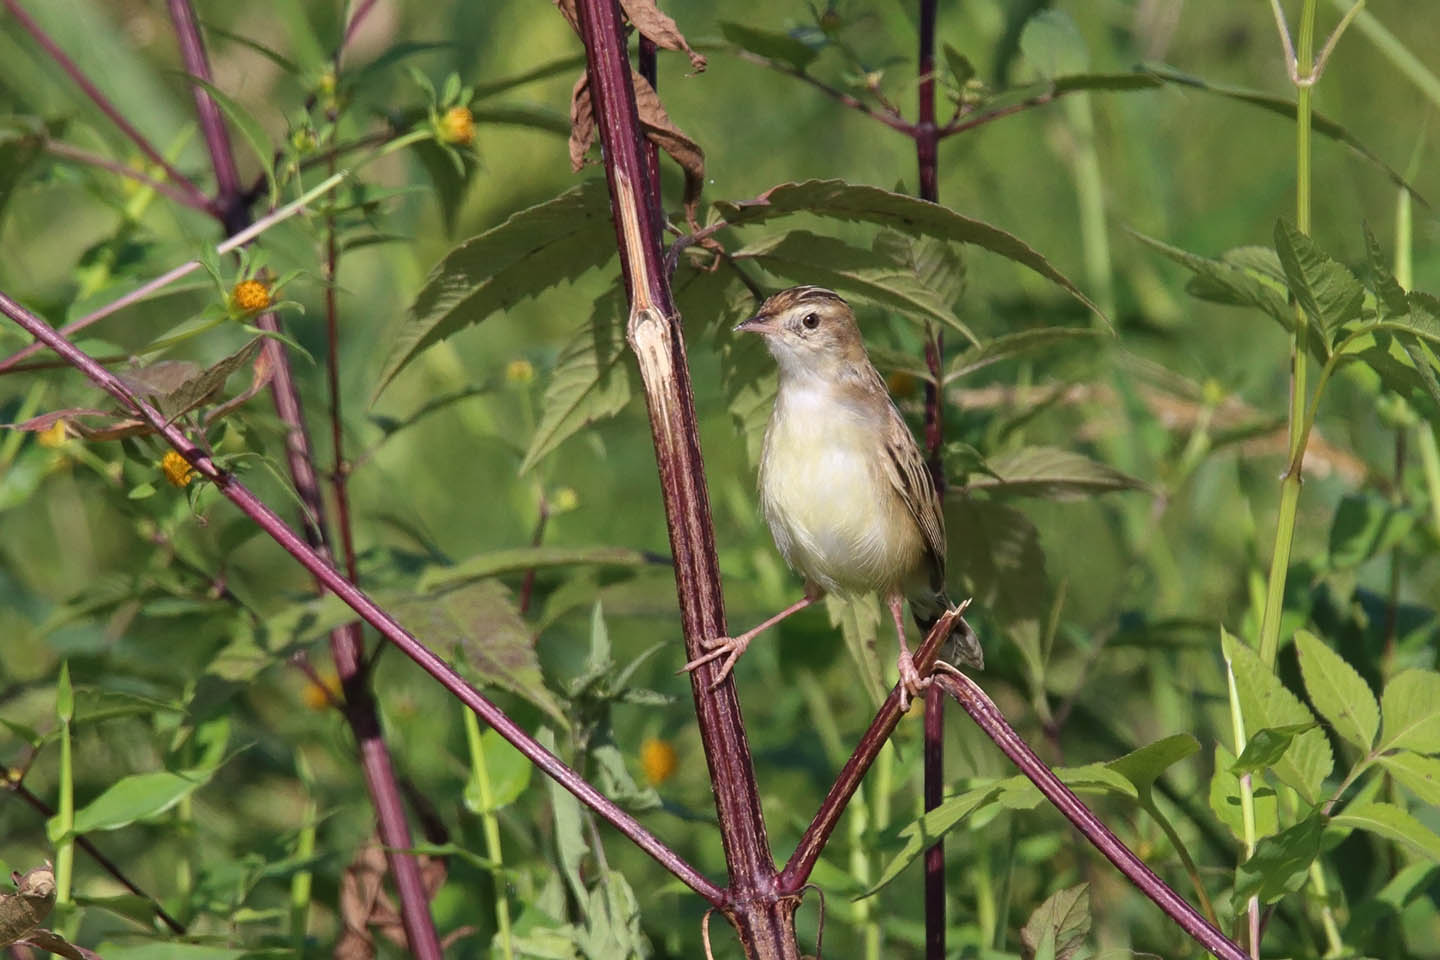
top-left (758, 382), bottom-right (926, 596)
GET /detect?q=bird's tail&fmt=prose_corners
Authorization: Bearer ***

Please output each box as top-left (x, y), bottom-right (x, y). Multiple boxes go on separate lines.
top-left (912, 595), bottom-right (983, 670)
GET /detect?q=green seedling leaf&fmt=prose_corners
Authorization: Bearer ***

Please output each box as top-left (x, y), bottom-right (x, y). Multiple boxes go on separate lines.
top-left (733, 231), bottom-right (976, 343)
top-left (1020, 883), bottom-right (1090, 960)
top-left (521, 288), bottom-right (637, 473)
top-left (1273, 219), bottom-right (1365, 338)
top-left (1379, 752), bottom-right (1440, 806)
top-left (1231, 724), bottom-right (1318, 774)
top-left (1223, 637), bottom-right (1332, 803)
top-left (945, 327), bottom-right (1097, 382)
top-left (1328, 493), bottom-right (1417, 570)
top-left (417, 545), bottom-right (655, 593)
top-left (1294, 629), bottom-right (1379, 751)
top-left (1233, 812), bottom-right (1324, 912)
top-left (714, 179), bottom-right (1106, 326)
top-left (51, 767), bottom-right (217, 839)
top-left (720, 22), bottom-right (818, 71)
top-left (1331, 801), bottom-right (1440, 863)
top-left (376, 179), bottom-right (616, 396)
top-left (1378, 670), bottom-right (1440, 754)
top-left (964, 446), bottom-right (1148, 500)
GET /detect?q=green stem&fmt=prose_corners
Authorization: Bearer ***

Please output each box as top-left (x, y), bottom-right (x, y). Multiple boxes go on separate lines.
top-left (290, 796), bottom-right (317, 952)
top-left (1146, 800), bottom-right (1219, 925)
top-left (464, 709), bottom-right (514, 960)
top-left (1308, 857), bottom-right (1344, 956)
top-left (53, 661), bottom-right (75, 909)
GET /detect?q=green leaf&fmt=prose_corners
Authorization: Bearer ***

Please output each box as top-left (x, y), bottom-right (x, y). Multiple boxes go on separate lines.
top-left (872, 231), bottom-right (967, 309)
top-left (945, 327), bottom-right (1097, 383)
top-left (376, 180), bottom-right (616, 396)
top-left (1019, 883), bottom-right (1090, 960)
top-left (186, 76), bottom-right (277, 199)
top-left (1223, 636), bottom-right (1333, 803)
top-left (719, 22), bottom-right (818, 71)
top-left (963, 446), bottom-right (1148, 500)
top-left (1231, 724), bottom-right (1318, 774)
top-left (941, 44), bottom-right (975, 89)
top-left (1362, 222), bottom-right (1409, 319)
top-left (52, 767), bottom-right (216, 839)
top-left (1233, 812), bottom-right (1324, 912)
top-left (520, 288), bottom-right (638, 473)
top-left (1294, 629), bottom-right (1379, 751)
top-left (1210, 744), bottom-right (1279, 843)
top-left (944, 497), bottom-right (1048, 625)
top-left (391, 580), bottom-right (568, 728)
top-left (1107, 734), bottom-right (1199, 795)
top-left (825, 593), bottom-right (888, 710)
top-left (1379, 752), bottom-right (1440, 806)
top-left (1331, 801), bottom-right (1440, 863)
top-left (1019, 10), bottom-right (1089, 78)
top-left (417, 545), bottom-right (656, 593)
top-left (713, 179), bottom-right (1107, 326)
top-left (733, 230), bottom-right (977, 343)
top-left (1273, 219), bottom-right (1365, 337)
top-left (475, 728), bottom-right (532, 813)
top-left (539, 727), bottom-right (588, 906)
top-left (864, 784), bottom-right (1002, 896)
top-left (1328, 493), bottom-right (1417, 570)
top-left (1379, 670), bottom-right (1440, 754)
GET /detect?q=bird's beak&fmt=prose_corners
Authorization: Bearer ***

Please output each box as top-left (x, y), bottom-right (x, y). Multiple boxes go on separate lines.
top-left (734, 314), bottom-right (772, 334)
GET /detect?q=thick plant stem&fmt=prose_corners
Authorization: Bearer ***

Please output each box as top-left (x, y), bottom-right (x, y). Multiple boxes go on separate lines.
top-left (0, 287), bottom-right (725, 908)
top-left (570, 0), bottom-right (788, 954)
top-left (1256, 0), bottom-right (1318, 670)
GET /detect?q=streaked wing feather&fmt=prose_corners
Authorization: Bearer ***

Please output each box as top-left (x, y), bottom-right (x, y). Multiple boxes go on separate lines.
top-left (876, 395), bottom-right (946, 592)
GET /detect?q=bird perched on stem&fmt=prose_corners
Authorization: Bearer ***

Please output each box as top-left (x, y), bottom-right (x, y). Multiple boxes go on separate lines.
top-left (684, 285), bottom-right (982, 708)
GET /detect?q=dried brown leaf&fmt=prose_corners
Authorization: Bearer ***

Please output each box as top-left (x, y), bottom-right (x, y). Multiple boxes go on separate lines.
top-left (569, 73), bottom-right (595, 172)
top-left (335, 840), bottom-right (447, 960)
top-left (619, 0), bottom-right (707, 72)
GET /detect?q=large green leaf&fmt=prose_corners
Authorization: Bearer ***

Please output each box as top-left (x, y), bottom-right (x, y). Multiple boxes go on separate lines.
top-left (1108, 733), bottom-right (1199, 796)
top-left (376, 180), bottom-right (616, 396)
top-left (1232, 812), bottom-right (1324, 912)
top-left (1331, 801), bottom-right (1440, 863)
top-left (1272, 220), bottom-right (1365, 338)
top-left (713, 179), bottom-right (1106, 326)
top-left (732, 230), bottom-right (977, 343)
top-left (1294, 629), bottom-right (1379, 751)
top-left (1222, 635), bottom-right (1333, 803)
top-left (520, 288), bottom-right (637, 473)
top-left (1379, 752), bottom-right (1440, 806)
top-left (1378, 670), bottom-right (1440, 754)
top-left (963, 446), bottom-right (1148, 500)
top-left (1020, 883), bottom-right (1091, 960)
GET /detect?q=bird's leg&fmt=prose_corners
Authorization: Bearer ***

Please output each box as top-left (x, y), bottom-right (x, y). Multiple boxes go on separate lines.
top-left (889, 595), bottom-right (965, 711)
top-left (681, 587), bottom-right (821, 688)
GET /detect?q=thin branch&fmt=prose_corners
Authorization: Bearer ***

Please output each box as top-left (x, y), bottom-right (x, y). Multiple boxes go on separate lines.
top-left (728, 48), bottom-right (917, 137)
top-left (341, 0), bottom-right (381, 65)
top-left (2, 0), bottom-right (214, 214)
top-left (43, 141), bottom-right (213, 213)
top-left (0, 287), bottom-right (726, 910)
top-left (934, 670), bottom-right (1248, 960)
top-left (166, 0), bottom-right (241, 219)
top-left (938, 88), bottom-right (1061, 139)
top-left (4, 780), bottom-right (186, 934)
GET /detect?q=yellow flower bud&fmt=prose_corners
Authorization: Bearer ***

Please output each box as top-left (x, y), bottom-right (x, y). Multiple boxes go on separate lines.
top-left (37, 420), bottom-right (68, 448)
top-left (640, 738), bottom-right (677, 786)
top-left (439, 105), bottom-right (476, 146)
top-left (505, 358), bottom-right (535, 384)
top-left (161, 450), bottom-right (195, 488)
top-left (231, 278), bottom-right (271, 314)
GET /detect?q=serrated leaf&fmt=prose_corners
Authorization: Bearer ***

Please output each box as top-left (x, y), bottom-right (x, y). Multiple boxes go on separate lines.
top-left (1210, 744), bottom-right (1279, 843)
top-left (1392, 291), bottom-right (1440, 348)
top-left (1379, 670), bottom-right (1440, 754)
top-left (1379, 752), bottom-right (1440, 806)
top-left (872, 231), bottom-right (966, 309)
top-left (376, 180), bottom-right (616, 396)
top-left (1224, 638), bottom-right (1332, 803)
top-left (719, 22), bottom-right (818, 71)
top-left (1328, 493), bottom-right (1417, 570)
top-left (1232, 812), bottom-right (1323, 912)
top-left (391, 580), bottom-right (568, 728)
top-left (945, 327), bottom-right (1097, 382)
top-left (1294, 629), bottom-right (1379, 751)
top-left (521, 288), bottom-right (636, 472)
top-left (1362, 222), bottom-right (1409, 319)
top-left (1020, 883), bottom-right (1090, 960)
top-left (417, 545), bottom-right (655, 593)
top-left (733, 230), bottom-right (977, 343)
top-left (1108, 733), bottom-right (1199, 795)
top-left (964, 446), bottom-right (1148, 500)
top-left (1231, 724), bottom-right (1318, 774)
top-left (713, 179), bottom-right (1106, 326)
top-left (1273, 219), bottom-right (1365, 336)
top-left (944, 497), bottom-right (1047, 625)
top-left (1332, 801), bottom-right (1440, 863)
top-left (154, 338), bottom-right (263, 420)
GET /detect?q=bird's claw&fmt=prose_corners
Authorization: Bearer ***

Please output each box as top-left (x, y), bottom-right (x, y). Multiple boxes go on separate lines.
top-left (896, 651), bottom-right (966, 711)
top-left (680, 635), bottom-right (748, 689)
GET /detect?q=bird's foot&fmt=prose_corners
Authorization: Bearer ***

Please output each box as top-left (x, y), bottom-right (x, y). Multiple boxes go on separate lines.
top-left (680, 634), bottom-right (750, 689)
top-left (896, 650), bottom-right (966, 712)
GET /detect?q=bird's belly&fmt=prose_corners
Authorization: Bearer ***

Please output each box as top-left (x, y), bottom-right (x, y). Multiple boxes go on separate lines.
top-left (759, 418), bottom-right (923, 596)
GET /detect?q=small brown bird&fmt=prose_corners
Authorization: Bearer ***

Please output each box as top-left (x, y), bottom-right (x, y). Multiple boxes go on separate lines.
top-left (684, 286), bottom-right (981, 708)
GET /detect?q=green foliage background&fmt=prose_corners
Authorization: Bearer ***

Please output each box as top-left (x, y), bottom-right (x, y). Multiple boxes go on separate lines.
top-left (0, 0), bottom-right (1438, 957)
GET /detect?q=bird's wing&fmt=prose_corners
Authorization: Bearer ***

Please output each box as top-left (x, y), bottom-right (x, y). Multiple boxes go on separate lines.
top-left (878, 398), bottom-right (947, 592)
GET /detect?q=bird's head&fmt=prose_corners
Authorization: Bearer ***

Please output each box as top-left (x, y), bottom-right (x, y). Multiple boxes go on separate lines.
top-left (734, 286), bottom-right (867, 379)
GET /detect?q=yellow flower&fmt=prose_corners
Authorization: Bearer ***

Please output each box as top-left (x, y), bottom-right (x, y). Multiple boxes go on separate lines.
top-left (301, 670), bottom-right (342, 710)
top-left (439, 105), bottom-right (476, 146)
top-left (36, 420), bottom-right (68, 447)
top-left (550, 487), bottom-right (579, 513)
top-left (161, 450), bottom-right (195, 487)
top-left (505, 358), bottom-right (535, 384)
top-left (640, 738), bottom-right (677, 786)
top-left (231, 278), bottom-right (271, 313)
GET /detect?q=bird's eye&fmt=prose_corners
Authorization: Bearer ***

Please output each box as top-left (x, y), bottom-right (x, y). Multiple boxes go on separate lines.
top-left (801, 312), bottom-right (820, 330)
